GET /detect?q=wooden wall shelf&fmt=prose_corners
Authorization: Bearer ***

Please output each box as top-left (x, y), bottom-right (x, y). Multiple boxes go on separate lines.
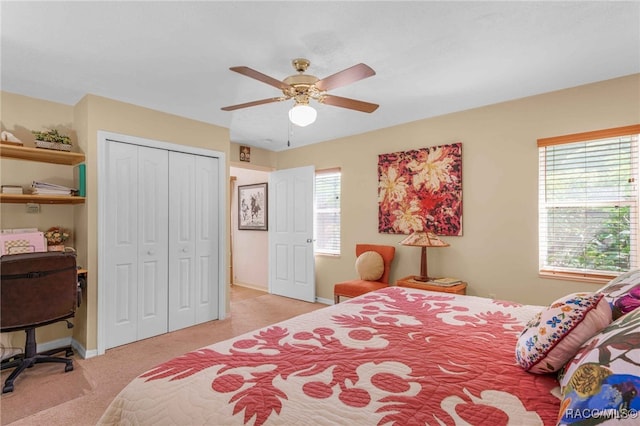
top-left (0, 194), bottom-right (85, 204)
top-left (1, 143), bottom-right (86, 204)
top-left (0, 144), bottom-right (85, 165)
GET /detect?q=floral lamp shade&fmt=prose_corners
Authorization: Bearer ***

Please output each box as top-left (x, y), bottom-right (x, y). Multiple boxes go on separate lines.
top-left (399, 231), bottom-right (450, 248)
top-left (399, 231), bottom-right (449, 282)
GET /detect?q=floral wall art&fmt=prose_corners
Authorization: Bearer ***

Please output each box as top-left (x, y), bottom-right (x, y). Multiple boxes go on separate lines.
top-left (378, 142), bottom-right (462, 235)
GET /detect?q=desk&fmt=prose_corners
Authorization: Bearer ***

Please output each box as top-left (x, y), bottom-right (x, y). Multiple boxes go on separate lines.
top-left (396, 275), bottom-right (467, 295)
top-left (77, 268), bottom-right (87, 291)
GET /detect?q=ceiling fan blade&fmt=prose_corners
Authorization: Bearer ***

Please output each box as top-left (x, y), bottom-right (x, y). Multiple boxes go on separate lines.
top-left (315, 63), bottom-right (376, 91)
top-left (321, 95), bottom-right (379, 113)
top-left (230, 66), bottom-right (289, 90)
top-left (221, 97), bottom-right (284, 111)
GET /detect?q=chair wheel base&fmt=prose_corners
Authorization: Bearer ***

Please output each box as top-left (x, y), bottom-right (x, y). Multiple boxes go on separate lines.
top-left (3, 383), bottom-right (14, 393)
top-left (65, 363), bottom-right (73, 372)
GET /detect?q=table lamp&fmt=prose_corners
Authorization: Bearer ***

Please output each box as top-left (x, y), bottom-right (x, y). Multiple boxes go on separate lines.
top-left (399, 231), bottom-right (449, 282)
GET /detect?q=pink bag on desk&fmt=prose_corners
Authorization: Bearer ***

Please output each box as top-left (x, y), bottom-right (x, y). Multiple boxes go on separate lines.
top-left (0, 232), bottom-right (47, 255)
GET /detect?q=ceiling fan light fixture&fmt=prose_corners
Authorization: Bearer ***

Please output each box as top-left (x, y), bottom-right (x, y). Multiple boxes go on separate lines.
top-left (288, 104), bottom-right (317, 127)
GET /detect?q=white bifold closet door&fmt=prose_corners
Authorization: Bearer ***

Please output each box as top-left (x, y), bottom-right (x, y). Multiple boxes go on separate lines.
top-left (104, 141), bottom-right (219, 349)
top-left (104, 142), bottom-right (169, 349)
top-left (168, 151), bottom-right (219, 331)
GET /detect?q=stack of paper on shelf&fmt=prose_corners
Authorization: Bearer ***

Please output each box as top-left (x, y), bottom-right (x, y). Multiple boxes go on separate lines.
top-left (1, 185), bottom-right (24, 194)
top-left (31, 181), bottom-right (78, 195)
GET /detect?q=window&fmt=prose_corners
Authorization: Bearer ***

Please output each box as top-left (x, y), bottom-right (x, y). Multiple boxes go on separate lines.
top-left (315, 169), bottom-right (341, 255)
top-left (538, 125), bottom-right (640, 281)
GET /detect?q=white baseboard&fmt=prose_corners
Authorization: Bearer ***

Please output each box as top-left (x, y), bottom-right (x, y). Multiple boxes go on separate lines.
top-left (71, 339), bottom-right (98, 359)
top-left (22, 337), bottom-right (97, 359)
top-left (234, 282), bottom-right (332, 305)
top-left (232, 282), bottom-right (268, 292)
top-left (36, 336), bottom-right (73, 354)
top-left (78, 347), bottom-right (98, 359)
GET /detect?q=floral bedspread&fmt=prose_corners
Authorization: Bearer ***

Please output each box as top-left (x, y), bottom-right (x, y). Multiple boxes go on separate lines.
top-left (98, 287), bottom-right (560, 425)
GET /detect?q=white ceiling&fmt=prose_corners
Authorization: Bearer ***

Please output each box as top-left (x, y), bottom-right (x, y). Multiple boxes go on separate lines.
top-left (2, 1), bottom-right (639, 152)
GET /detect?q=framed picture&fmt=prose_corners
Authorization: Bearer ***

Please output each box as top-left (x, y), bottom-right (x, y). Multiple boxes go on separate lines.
top-left (378, 142), bottom-right (462, 236)
top-left (238, 183), bottom-right (268, 230)
top-left (239, 145), bottom-right (251, 162)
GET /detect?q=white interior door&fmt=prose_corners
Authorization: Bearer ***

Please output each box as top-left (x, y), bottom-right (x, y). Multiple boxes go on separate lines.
top-left (168, 152), bottom-right (219, 331)
top-left (269, 166), bottom-right (315, 302)
top-left (104, 141), bottom-right (169, 349)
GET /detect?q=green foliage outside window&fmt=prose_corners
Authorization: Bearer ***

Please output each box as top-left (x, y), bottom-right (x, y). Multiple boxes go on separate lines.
top-left (546, 206), bottom-right (631, 272)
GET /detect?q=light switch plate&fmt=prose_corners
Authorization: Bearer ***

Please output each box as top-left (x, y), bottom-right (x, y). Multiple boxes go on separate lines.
top-left (26, 203), bottom-right (40, 214)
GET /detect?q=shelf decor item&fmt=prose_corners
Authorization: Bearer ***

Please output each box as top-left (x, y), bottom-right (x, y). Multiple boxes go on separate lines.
top-left (32, 129), bottom-right (72, 152)
top-left (44, 226), bottom-right (70, 252)
top-left (1, 130), bottom-right (23, 146)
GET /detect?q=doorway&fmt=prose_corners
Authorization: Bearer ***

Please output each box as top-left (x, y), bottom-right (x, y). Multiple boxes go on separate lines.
top-left (230, 164), bottom-right (316, 303)
top-left (230, 165), bottom-right (270, 291)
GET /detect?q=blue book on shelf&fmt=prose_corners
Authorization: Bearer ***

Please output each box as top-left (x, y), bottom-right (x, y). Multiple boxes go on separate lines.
top-left (74, 163), bottom-right (86, 197)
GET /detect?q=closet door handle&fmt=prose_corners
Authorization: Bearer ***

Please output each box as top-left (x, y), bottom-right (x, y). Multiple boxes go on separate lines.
top-left (182, 247), bottom-right (189, 253)
top-left (147, 250), bottom-right (155, 256)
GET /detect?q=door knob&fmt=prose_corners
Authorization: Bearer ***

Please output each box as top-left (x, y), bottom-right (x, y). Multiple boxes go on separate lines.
top-left (182, 247), bottom-right (188, 253)
top-left (147, 250), bottom-right (155, 256)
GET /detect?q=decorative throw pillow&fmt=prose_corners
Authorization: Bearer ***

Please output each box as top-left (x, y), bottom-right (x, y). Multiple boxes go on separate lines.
top-left (515, 292), bottom-right (612, 374)
top-left (355, 251), bottom-right (384, 281)
top-left (557, 309), bottom-right (640, 425)
top-left (597, 269), bottom-right (640, 320)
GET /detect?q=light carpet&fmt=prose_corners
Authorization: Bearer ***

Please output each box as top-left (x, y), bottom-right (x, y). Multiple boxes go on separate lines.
top-left (0, 286), bottom-right (325, 425)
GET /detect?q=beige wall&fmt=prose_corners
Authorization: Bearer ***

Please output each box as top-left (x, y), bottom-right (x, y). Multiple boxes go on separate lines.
top-left (1, 92), bottom-right (230, 353)
top-left (78, 95), bottom-right (230, 351)
top-left (276, 74), bottom-right (640, 305)
top-left (1, 92), bottom-right (79, 353)
top-left (1, 73), bottom-right (639, 354)
top-left (0, 94), bottom-right (77, 235)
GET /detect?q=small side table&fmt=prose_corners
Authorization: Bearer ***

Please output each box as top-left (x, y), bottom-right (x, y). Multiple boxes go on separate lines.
top-left (396, 275), bottom-right (467, 295)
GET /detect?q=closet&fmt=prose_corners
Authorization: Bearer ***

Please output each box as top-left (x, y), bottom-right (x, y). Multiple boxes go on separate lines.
top-left (103, 139), bottom-right (219, 349)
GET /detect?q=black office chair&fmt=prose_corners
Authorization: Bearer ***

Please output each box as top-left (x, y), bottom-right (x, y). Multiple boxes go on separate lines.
top-left (1, 251), bottom-right (79, 393)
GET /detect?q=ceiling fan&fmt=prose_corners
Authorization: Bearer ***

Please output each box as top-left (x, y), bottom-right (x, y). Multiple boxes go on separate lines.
top-left (221, 58), bottom-right (379, 127)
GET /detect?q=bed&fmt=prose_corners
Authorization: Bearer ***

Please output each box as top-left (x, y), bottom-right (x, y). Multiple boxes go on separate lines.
top-left (98, 286), bottom-right (563, 425)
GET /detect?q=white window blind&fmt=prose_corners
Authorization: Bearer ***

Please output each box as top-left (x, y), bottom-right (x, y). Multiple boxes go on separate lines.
top-left (538, 125), bottom-right (640, 279)
top-left (315, 169), bottom-right (341, 255)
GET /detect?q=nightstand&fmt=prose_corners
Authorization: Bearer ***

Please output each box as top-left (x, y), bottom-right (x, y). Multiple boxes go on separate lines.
top-left (396, 275), bottom-right (467, 295)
